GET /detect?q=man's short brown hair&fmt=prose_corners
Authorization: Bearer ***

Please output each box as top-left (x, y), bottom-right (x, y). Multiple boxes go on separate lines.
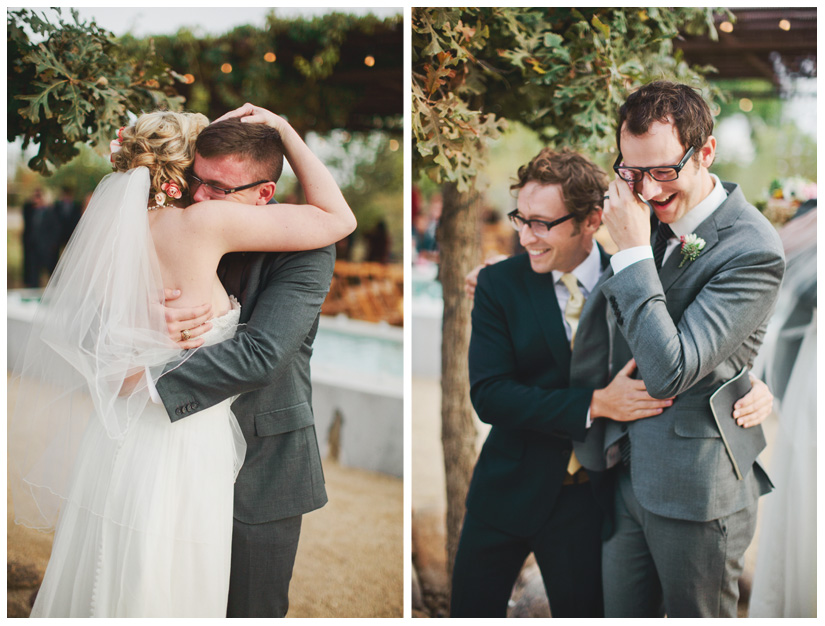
top-left (511, 148), bottom-right (608, 222)
top-left (617, 80), bottom-right (714, 156)
top-left (195, 118), bottom-right (285, 183)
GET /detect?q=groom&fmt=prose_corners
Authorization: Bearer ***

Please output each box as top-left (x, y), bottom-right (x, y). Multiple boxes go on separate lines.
top-left (599, 81), bottom-right (785, 617)
top-left (154, 104), bottom-right (332, 617)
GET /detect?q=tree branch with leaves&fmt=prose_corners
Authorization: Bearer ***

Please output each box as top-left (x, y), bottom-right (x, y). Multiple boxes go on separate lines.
top-left (8, 8), bottom-right (183, 174)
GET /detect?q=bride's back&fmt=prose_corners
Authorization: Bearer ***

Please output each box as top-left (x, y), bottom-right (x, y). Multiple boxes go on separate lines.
top-left (110, 110), bottom-right (231, 316)
top-left (148, 206), bottom-right (231, 315)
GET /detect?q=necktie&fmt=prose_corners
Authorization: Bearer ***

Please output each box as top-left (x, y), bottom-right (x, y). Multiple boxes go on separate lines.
top-left (560, 273), bottom-right (584, 348)
top-left (653, 221), bottom-right (675, 270)
top-left (560, 273), bottom-right (584, 475)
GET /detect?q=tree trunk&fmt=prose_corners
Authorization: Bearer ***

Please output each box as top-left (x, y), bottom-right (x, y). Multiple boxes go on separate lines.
top-left (438, 180), bottom-right (481, 587)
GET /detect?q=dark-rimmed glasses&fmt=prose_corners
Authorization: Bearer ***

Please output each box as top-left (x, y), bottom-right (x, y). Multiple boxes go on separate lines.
top-left (613, 146), bottom-right (696, 183)
top-left (507, 210), bottom-right (575, 236)
top-left (187, 172), bottom-right (270, 198)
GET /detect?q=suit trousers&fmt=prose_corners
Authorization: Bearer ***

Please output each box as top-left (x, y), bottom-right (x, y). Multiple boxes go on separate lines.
top-left (450, 481), bottom-right (603, 617)
top-left (226, 515), bottom-right (302, 618)
top-left (602, 466), bottom-right (758, 617)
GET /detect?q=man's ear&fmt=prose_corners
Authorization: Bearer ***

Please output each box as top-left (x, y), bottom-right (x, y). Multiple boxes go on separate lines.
top-left (699, 135), bottom-right (716, 168)
top-left (585, 208), bottom-right (603, 233)
top-left (256, 182), bottom-right (277, 205)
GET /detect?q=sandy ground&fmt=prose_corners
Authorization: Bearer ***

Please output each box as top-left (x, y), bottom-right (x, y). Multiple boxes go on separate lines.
top-left (7, 376), bottom-right (403, 619)
top-left (411, 376), bottom-right (780, 616)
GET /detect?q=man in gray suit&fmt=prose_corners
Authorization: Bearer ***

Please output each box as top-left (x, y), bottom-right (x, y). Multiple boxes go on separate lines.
top-left (599, 81), bottom-right (785, 617)
top-left (155, 104), bottom-right (334, 617)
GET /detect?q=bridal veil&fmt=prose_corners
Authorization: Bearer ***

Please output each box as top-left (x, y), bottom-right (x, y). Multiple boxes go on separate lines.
top-left (9, 167), bottom-right (193, 531)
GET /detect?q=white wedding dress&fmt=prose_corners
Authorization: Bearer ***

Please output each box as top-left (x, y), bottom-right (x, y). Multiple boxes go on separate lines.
top-left (9, 168), bottom-right (246, 617)
top-left (30, 301), bottom-right (245, 618)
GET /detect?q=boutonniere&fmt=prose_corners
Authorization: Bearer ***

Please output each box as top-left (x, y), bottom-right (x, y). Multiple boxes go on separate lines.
top-left (678, 233), bottom-right (706, 267)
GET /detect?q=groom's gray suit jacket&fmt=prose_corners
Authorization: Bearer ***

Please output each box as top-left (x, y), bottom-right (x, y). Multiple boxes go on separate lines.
top-left (584, 183), bottom-right (784, 523)
top-left (155, 246), bottom-right (334, 524)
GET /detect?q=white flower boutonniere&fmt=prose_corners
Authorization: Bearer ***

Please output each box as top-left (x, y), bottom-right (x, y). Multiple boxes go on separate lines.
top-left (679, 233), bottom-right (706, 267)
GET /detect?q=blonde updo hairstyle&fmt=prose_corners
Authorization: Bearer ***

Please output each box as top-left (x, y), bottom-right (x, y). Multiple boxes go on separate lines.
top-left (111, 110), bottom-right (209, 198)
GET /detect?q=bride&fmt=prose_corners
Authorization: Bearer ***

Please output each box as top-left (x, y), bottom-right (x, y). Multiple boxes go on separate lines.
top-left (9, 108), bottom-right (356, 617)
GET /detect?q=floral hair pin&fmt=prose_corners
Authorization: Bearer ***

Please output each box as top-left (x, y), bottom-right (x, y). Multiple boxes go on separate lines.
top-left (149, 182), bottom-right (183, 211)
top-left (678, 233), bottom-right (706, 267)
top-left (109, 126), bottom-right (126, 163)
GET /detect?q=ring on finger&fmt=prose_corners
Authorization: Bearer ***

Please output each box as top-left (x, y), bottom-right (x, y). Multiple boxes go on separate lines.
top-left (181, 329), bottom-right (191, 341)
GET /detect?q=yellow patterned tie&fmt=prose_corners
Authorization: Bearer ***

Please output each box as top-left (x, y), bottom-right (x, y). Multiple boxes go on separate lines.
top-left (560, 273), bottom-right (584, 475)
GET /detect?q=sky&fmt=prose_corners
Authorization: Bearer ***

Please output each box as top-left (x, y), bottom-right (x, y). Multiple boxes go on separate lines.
top-left (16, 6), bottom-right (401, 38)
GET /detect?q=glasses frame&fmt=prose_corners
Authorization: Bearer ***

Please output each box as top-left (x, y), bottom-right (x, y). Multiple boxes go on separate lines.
top-left (612, 146), bottom-right (696, 183)
top-left (187, 172), bottom-right (270, 197)
top-left (507, 209), bottom-right (575, 236)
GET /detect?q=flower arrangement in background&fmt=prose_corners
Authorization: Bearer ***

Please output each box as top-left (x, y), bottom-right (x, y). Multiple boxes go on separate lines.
top-left (764, 177), bottom-right (817, 225)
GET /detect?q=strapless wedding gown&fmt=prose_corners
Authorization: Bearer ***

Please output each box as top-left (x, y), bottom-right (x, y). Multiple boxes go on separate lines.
top-left (30, 302), bottom-right (245, 617)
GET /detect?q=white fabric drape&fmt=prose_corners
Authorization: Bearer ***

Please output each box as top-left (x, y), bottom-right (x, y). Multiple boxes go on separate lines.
top-left (9, 168), bottom-right (193, 532)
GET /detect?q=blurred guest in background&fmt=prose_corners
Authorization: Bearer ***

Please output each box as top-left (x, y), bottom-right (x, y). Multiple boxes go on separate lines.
top-left (22, 188), bottom-right (60, 288)
top-left (366, 220), bottom-right (391, 263)
top-left (54, 185), bottom-right (82, 250)
top-left (414, 193), bottom-right (441, 263)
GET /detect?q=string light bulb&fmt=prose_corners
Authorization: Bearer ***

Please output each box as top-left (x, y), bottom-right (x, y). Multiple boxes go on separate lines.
top-left (364, 55), bottom-right (375, 67)
top-left (264, 52), bottom-right (276, 63)
top-left (221, 63), bottom-right (232, 74)
top-left (779, 19), bottom-right (791, 31)
top-left (720, 21), bottom-right (733, 33)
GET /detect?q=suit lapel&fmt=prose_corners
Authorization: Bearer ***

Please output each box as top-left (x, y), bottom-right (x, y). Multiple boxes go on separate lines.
top-left (571, 246), bottom-right (612, 388)
top-left (658, 219), bottom-right (718, 292)
top-left (523, 266), bottom-right (571, 376)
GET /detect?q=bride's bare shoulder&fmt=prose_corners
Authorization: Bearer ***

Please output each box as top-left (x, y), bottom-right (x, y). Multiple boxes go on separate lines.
top-left (180, 199), bottom-right (242, 223)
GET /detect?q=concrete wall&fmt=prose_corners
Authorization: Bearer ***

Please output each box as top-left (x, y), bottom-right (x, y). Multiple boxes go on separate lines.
top-left (311, 369), bottom-right (403, 478)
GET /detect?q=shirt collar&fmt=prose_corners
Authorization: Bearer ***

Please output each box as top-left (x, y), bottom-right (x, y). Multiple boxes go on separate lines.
top-left (670, 173), bottom-right (728, 238)
top-left (553, 242), bottom-right (601, 294)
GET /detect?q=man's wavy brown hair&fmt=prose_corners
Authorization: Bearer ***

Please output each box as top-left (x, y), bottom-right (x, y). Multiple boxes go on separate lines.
top-left (511, 148), bottom-right (608, 222)
top-left (617, 80), bottom-right (714, 158)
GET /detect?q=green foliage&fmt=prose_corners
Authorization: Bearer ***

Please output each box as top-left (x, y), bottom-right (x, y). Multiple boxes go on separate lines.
top-left (8, 8), bottom-right (184, 175)
top-left (121, 12), bottom-right (403, 134)
top-left (412, 7), bottom-right (729, 191)
top-left (339, 134), bottom-right (404, 261)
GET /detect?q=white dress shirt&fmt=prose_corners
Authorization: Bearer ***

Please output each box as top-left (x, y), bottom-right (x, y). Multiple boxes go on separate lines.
top-left (610, 174), bottom-right (728, 274)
